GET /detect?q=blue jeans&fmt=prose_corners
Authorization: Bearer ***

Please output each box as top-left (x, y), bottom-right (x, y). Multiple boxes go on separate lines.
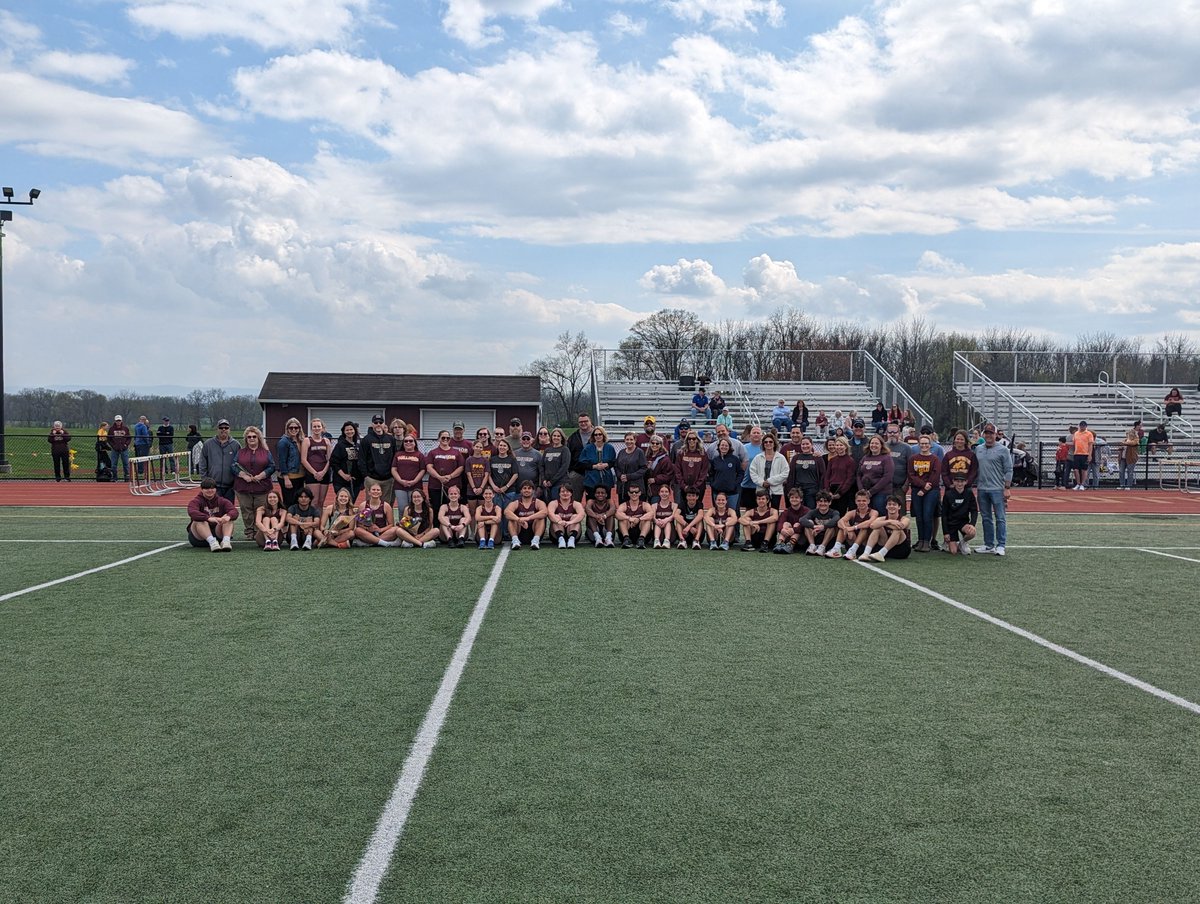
top-left (110, 448), bottom-right (130, 480)
top-left (772, 416), bottom-right (793, 431)
top-left (911, 488), bottom-right (938, 543)
top-left (978, 489), bottom-right (1006, 548)
top-left (1118, 458), bottom-right (1136, 489)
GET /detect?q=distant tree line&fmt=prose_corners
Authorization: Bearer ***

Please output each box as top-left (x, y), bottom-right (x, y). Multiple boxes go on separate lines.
top-left (3, 388), bottom-right (262, 431)
top-left (527, 309), bottom-right (1200, 430)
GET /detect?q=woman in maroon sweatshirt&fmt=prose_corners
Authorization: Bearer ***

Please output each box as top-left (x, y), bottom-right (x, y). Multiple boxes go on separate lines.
top-left (232, 426), bottom-right (276, 540)
top-left (674, 431), bottom-right (710, 504)
top-left (821, 437), bottom-right (857, 514)
top-left (857, 434), bottom-right (895, 516)
top-left (907, 434), bottom-right (942, 551)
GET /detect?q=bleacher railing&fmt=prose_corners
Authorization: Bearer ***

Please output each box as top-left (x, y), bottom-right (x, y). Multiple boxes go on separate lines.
top-left (956, 350), bottom-right (1200, 386)
top-left (954, 353), bottom-right (1042, 447)
top-left (1100, 375), bottom-right (1195, 439)
top-left (859, 350), bottom-right (933, 430)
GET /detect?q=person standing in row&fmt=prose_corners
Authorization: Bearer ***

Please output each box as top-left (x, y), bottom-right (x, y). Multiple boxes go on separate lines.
top-left (301, 418), bottom-right (332, 510)
top-left (133, 415), bottom-right (152, 482)
top-left (330, 421), bottom-right (364, 504)
top-left (359, 415), bottom-right (396, 504)
top-left (157, 416), bottom-right (175, 476)
top-left (198, 418), bottom-right (240, 502)
top-left (232, 426), bottom-right (275, 541)
top-left (275, 418), bottom-right (305, 509)
top-left (974, 423), bottom-right (1013, 556)
top-left (108, 415), bottom-right (131, 481)
top-left (47, 421), bottom-right (72, 482)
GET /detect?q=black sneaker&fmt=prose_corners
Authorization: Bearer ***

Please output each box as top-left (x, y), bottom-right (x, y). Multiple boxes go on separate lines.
top-left (636, 538), bottom-right (646, 549)
top-left (621, 537), bottom-right (632, 549)
top-left (741, 541), bottom-right (755, 551)
top-left (758, 544), bottom-right (771, 553)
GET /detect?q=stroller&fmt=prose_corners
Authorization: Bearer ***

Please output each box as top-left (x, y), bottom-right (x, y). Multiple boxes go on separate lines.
top-left (95, 438), bottom-right (114, 482)
top-left (1011, 443), bottom-right (1038, 487)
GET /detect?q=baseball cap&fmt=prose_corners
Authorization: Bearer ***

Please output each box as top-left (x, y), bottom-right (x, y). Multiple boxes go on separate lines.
top-left (983, 423), bottom-right (997, 433)
top-left (510, 418), bottom-right (522, 426)
top-left (852, 418), bottom-right (864, 428)
top-left (452, 420), bottom-right (465, 429)
top-left (114, 414), bottom-right (123, 421)
top-left (644, 416), bottom-right (656, 424)
top-left (217, 418), bottom-right (231, 428)
top-left (371, 415), bottom-right (385, 424)
top-left (521, 431), bottom-right (533, 440)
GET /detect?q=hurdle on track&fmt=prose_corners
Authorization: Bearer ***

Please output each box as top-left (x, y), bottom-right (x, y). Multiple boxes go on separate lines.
top-left (129, 452), bottom-right (200, 496)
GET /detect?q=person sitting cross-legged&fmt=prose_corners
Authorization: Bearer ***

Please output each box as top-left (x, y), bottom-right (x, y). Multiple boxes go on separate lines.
top-left (739, 488), bottom-right (778, 551)
top-left (547, 484), bottom-right (586, 548)
top-left (505, 479), bottom-right (548, 550)
top-left (826, 490), bottom-right (877, 560)
top-left (615, 484), bottom-right (653, 549)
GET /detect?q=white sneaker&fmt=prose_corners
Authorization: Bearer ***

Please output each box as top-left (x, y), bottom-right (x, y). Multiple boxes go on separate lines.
top-left (976, 545), bottom-right (994, 554)
top-left (678, 540), bottom-right (687, 549)
top-left (593, 532), bottom-right (602, 546)
top-left (422, 540), bottom-right (437, 549)
top-left (302, 535), bottom-right (312, 550)
top-left (653, 539), bottom-right (662, 549)
top-left (806, 543), bottom-right (817, 555)
top-left (401, 541), bottom-right (414, 548)
top-left (868, 550), bottom-right (887, 562)
top-left (290, 537), bottom-right (300, 550)
top-left (961, 544), bottom-right (972, 556)
top-left (530, 536), bottom-right (540, 549)
top-left (567, 536), bottom-right (576, 548)
top-left (208, 537), bottom-right (220, 552)
top-left (220, 537), bottom-right (233, 551)
top-left (604, 532), bottom-right (613, 547)
top-left (558, 536), bottom-right (567, 549)
top-left (996, 546), bottom-right (1006, 557)
top-left (814, 545), bottom-right (826, 557)
top-left (692, 540), bottom-right (701, 549)
top-left (511, 538), bottom-right (522, 549)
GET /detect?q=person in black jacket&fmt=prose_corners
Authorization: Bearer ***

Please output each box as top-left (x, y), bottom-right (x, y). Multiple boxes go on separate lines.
top-left (357, 416), bottom-right (396, 504)
top-left (331, 421), bottom-right (364, 505)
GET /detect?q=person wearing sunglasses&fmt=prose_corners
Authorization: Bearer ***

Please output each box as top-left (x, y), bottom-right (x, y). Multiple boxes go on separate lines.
top-left (390, 434), bottom-right (426, 515)
top-left (276, 418), bottom-right (306, 508)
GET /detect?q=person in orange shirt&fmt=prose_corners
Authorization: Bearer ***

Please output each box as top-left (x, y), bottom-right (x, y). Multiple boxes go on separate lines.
top-left (1072, 420), bottom-right (1095, 490)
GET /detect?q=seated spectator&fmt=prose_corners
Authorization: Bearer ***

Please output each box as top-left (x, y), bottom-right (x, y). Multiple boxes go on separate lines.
top-left (690, 388), bottom-right (710, 419)
top-left (1164, 387), bottom-right (1184, 418)
top-left (814, 410), bottom-right (829, 439)
top-left (870, 403), bottom-right (887, 433)
top-left (790, 399), bottom-right (809, 433)
top-left (769, 399), bottom-right (793, 431)
top-left (708, 390), bottom-right (726, 420)
top-left (1146, 423), bottom-right (1172, 456)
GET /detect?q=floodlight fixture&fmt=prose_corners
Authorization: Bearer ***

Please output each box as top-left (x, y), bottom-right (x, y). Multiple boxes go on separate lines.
top-left (1, 188), bottom-right (12, 199)
top-left (0, 211), bottom-right (11, 222)
top-left (28, 189), bottom-right (40, 201)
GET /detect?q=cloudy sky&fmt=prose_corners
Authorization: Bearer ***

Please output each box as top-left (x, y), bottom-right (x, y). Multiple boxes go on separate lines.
top-left (3, 0), bottom-right (1200, 392)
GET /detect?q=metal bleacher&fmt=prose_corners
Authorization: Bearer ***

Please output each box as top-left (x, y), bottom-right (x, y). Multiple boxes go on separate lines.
top-left (595, 380), bottom-right (880, 432)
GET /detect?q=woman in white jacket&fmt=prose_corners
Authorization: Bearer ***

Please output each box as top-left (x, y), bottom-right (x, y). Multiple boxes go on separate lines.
top-left (749, 432), bottom-right (790, 507)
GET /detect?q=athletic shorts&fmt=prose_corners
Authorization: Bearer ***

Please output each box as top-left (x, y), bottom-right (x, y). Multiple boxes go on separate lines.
top-left (1072, 454), bottom-right (1089, 471)
top-left (186, 525), bottom-right (209, 548)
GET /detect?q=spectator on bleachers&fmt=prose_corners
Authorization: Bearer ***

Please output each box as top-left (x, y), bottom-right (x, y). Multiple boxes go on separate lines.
top-left (708, 390), bottom-right (726, 420)
top-left (690, 388), bottom-right (710, 419)
top-left (814, 410), bottom-right (829, 439)
top-left (870, 402), bottom-right (887, 433)
top-left (790, 399), bottom-right (809, 434)
top-left (887, 404), bottom-right (903, 426)
top-left (1164, 387), bottom-right (1184, 418)
top-left (715, 408), bottom-right (734, 432)
top-left (1146, 423), bottom-right (1172, 456)
top-left (769, 399), bottom-right (793, 431)
top-left (902, 409), bottom-right (916, 429)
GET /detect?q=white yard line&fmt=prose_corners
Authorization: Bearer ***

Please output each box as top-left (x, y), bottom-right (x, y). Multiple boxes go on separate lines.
top-left (1008, 544), bottom-right (1200, 550)
top-left (344, 546), bottom-right (511, 904)
top-left (0, 543), bottom-right (185, 603)
top-left (1137, 548), bottom-right (1200, 564)
top-left (856, 561), bottom-right (1200, 717)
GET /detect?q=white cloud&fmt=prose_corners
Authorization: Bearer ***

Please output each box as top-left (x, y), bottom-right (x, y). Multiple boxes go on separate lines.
top-left (640, 258), bottom-right (728, 295)
top-left (0, 70), bottom-right (220, 166)
top-left (663, 0), bottom-right (784, 30)
top-left (0, 11), bottom-right (42, 49)
top-left (917, 251), bottom-right (969, 274)
top-left (125, 0), bottom-right (373, 50)
top-left (608, 12), bottom-right (646, 38)
top-left (31, 51), bottom-right (136, 85)
top-left (442, 0), bottom-right (564, 47)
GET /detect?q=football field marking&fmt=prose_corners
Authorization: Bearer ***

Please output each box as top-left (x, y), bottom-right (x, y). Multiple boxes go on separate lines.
top-left (0, 543), bottom-right (185, 603)
top-left (857, 562), bottom-right (1200, 717)
top-left (344, 545), bottom-right (511, 904)
top-left (1137, 548), bottom-right (1200, 564)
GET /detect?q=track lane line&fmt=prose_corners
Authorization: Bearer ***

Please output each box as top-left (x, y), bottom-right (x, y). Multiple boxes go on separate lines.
top-left (344, 545), bottom-right (511, 904)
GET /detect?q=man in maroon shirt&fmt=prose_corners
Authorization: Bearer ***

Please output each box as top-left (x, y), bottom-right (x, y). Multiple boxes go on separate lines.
top-left (108, 414), bottom-right (132, 481)
top-left (187, 477), bottom-right (237, 551)
top-left (635, 416), bottom-right (664, 456)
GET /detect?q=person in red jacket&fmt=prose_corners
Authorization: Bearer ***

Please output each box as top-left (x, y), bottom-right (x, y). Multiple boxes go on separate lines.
top-left (187, 478), bottom-right (237, 551)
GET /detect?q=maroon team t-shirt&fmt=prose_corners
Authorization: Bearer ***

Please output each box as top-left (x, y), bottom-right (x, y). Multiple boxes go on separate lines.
top-left (427, 447), bottom-right (464, 478)
top-left (391, 450), bottom-right (426, 483)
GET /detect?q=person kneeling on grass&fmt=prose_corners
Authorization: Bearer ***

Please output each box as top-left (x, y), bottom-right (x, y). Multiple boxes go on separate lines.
top-left (615, 484), bottom-right (653, 549)
top-left (474, 486), bottom-right (502, 549)
top-left (394, 487), bottom-right (440, 549)
top-left (705, 491), bottom-right (737, 550)
top-left (862, 495), bottom-right (912, 563)
top-left (941, 475), bottom-right (979, 556)
top-left (547, 485), bottom-right (585, 548)
top-left (353, 483), bottom-right (400, 547)
top-left (651, 483), bottom-right (679, 548)
top-left (438, 485), bottom-right (473, 548)
top-left (255, 490), bottom-right (287, 550)
top-left (505, 479), bottom-right (548, 550)
top-left (772, 487), bottom-right (810, 554)
top-left (799, 491), bottom-right (840, 556)
top-left (675, 488), bottom-right (706, 549)
top-left (739, 489), bottom-right (778, 552)
top-left (586, 485), bottom-right (616, 548)
top-left (187, 477), bottom-right (237, 552)
top-left (826, 490), bottom-right (877, 560)
top-left (286, 487), bottom-right (322, 550)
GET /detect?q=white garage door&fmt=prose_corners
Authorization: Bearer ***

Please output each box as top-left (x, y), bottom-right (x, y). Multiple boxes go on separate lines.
top-left (420, 409), bottom-right (496, 439)
top-left (308, 407), bottom-right (384, 435)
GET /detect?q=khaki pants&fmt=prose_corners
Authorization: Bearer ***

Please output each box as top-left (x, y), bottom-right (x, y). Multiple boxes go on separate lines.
top-left (236, 491), bottom-right (269, 539)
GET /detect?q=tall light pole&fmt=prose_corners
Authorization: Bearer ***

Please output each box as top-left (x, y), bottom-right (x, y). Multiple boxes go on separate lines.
top-left (0, 187), bottom-right (41, 473)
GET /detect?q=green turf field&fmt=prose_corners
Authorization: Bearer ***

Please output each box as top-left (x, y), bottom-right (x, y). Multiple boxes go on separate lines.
top-left (2, 507), bottom-right (1199, 903)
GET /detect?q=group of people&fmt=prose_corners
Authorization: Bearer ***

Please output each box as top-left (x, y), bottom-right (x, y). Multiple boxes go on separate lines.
top-left (186, 410), bottom-right (1014, 558)
top-left (92, 415), bottom-right (199, 482)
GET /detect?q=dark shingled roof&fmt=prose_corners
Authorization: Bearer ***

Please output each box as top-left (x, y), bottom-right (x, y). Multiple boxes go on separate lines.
top-left (258, 372), bottom-right (540, 405)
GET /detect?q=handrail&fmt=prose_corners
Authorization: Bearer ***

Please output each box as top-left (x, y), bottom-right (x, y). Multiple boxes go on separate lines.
top-left (1112, 379), bottom-right (1195, 439)
top-left (731, 377), bottom-right (760, 427)
top-left (859, 350), bottom-right (934, 428)
top-left (953, 352), bottom-right (1041, 445)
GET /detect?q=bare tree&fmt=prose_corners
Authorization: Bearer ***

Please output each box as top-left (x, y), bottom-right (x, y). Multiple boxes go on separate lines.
top-left (522, 331), bottom-right (595, 426)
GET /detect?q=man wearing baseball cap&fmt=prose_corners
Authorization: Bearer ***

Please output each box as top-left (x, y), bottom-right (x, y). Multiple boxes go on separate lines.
top-left (197, 419), bottom-right (240, 502)
top-left (636, 415), bottom-right (662, 455)
top-left (1071, 419), bottom-right (1094, 491)
top-left (157, 416), bottom-right (176, 476)
top-left (107, 415), bottom-right (132, 482)
top-left (359, 415), bottom-right (397, 504)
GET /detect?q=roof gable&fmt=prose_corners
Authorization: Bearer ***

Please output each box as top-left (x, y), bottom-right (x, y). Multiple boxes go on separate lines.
top-left (258, 372), bottom-right (541, 404)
